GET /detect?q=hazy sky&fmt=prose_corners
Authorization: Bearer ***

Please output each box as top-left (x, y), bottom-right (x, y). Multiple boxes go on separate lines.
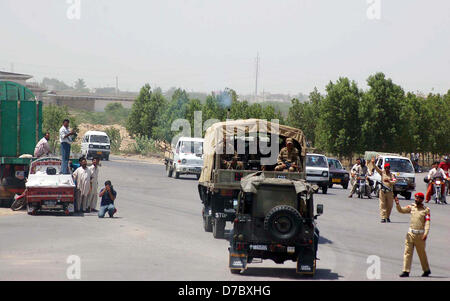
top-left (1, 0), bottom-right (449, 95)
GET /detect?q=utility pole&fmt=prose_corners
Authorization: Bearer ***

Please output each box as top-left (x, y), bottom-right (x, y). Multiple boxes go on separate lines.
top-left (115, 76), bottom-right (118, 96)
top-left (254, 52), bottom-right (259, 102)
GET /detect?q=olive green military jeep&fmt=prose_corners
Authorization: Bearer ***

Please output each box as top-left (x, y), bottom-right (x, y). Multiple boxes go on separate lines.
top-left (198, 119), bottom-right (308, 239)
top-left (228, 172), bottom-right (323, 276)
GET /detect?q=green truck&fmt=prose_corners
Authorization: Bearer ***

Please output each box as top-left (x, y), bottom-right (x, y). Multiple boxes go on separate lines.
top-left (0, 81), bottom-right (43, 207)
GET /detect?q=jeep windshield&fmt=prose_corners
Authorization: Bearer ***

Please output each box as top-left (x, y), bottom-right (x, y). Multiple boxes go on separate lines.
top-left (385, 158), bottom-right (414, 173)
top-left (181, 141), bottom-right (203, 155)
top-left (306, 155), bottom-right (327, 168)
top-left (90, 135), bottom-right (109, 143)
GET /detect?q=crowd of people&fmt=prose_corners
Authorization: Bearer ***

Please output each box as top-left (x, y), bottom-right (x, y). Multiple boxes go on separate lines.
top-left (31, 119), bottom-right (118, 218)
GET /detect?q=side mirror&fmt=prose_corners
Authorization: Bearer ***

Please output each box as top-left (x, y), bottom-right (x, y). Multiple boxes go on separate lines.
top-left (316, 204), bottom-right (323, 215)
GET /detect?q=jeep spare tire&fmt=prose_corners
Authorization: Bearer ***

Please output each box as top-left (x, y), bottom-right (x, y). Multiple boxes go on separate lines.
top-left (264, 205), bottom-right (302, 241)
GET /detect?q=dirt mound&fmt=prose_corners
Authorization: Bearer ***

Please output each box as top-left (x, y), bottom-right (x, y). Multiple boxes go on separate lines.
top-left (76, 123), bottom-right (135, 151)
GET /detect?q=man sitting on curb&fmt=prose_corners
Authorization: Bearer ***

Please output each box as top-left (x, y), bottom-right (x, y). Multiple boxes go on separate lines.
top-left (98, 180), bottom-right (117, 218)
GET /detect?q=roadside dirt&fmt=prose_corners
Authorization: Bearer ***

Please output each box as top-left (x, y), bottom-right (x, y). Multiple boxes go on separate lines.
top-left (0, 208), bottom-right (24, 217)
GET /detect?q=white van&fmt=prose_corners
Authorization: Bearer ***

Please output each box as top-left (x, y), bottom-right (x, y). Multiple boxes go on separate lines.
top-left (306, 153), bottom-right (330, 194)
top-left (81, 131), bottom-right (111, 161)
top-left (369, 154), bottom-right (415, 200)
top-left (165, 137), bottom-right (204, 179)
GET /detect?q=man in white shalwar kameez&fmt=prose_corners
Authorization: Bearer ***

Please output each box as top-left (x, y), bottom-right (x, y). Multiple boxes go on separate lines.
top-left (73, 157), bottom-right (92, 212)
top-left (87, 157), bottom-right (100, 212)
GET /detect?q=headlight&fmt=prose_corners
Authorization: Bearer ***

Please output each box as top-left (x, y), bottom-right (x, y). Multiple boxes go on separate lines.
top-left (409, 177), bottom-right (415, 183)
top-left (89, 144), bottom-right (94, 148)
top-left (344, 173), bottom-right (349, 178)
top-left (182, 159), bottom-right (187, 164)
top-left (322, 171), bottom-right (328, 177)
top-left (106, 145), bottom-right (110, 149)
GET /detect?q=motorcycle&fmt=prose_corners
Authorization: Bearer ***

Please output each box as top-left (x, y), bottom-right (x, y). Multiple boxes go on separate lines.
top-left (356, 174), bottom-right (371, 199)
top-left (431, 176), bottom-right (447, 204)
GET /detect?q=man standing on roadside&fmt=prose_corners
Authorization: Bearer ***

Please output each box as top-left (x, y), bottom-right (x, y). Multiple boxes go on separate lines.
top-left (87, 157), bottom-right (100, 212)
top-left (395, 193), bottom-right (431, 278)
top-left (59, 119), bottom-right (76, 174)
top-left (73, 157), bottom-right (92, 213)
top-left (34, 132), bottom-right (51, 158)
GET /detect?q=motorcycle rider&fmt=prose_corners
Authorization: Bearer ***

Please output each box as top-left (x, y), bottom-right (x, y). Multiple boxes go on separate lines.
top-left (348, 158), bottom-right (371, 198)
top-left (425, 161), bottom-right (449, 204)
top-left (439, 156), bottom-right (449, 196)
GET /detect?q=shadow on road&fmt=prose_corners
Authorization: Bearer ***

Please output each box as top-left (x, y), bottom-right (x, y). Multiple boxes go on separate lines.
top-left (241, 267), bottom-right (340, 280)
top-left (319, 236), bottom-right (333, 244)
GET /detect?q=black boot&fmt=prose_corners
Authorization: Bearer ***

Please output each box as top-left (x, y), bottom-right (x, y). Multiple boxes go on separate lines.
top-left (386, 218), bottom-right (391, 223)
top-left (381, 219), bottom-right (386, 223)
top-left (399, 271), bottom-right (409, 277)
top-left (422, 270), bottom-right (431, 277)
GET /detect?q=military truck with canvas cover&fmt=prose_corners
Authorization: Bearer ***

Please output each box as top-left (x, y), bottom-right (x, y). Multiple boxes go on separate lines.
top-left (229, 172), bottom-right (322, 276)
top-left (198, 119), bottom-right (308, 239)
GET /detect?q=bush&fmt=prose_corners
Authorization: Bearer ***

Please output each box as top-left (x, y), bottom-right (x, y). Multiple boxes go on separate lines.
top-left (129, 135), bottom-right (161, 156)
top-left (105, 127), bottom-right (122, 153)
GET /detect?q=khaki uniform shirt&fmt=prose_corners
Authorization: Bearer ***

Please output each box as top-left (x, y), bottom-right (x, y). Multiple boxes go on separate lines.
top-left (396, 203), bottom-right (431, 235)
top-left (277, 147), bottom-right (299, 164)
top-left (375, 165), bottom-right (395, 190)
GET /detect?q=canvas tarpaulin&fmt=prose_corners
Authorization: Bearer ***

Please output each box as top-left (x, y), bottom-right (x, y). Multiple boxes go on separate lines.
top-left (199, 119), bottom-right (307, 183)
top-left (240, 172), bottom-right (315, 196)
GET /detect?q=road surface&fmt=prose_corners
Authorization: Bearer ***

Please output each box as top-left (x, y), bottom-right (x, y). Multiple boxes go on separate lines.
top-left (0, 156), bottom-right (449, 280)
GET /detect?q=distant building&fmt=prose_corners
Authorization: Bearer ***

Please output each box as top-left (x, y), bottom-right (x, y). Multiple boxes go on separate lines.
top-left (0, 71), bottom-right (46, 101)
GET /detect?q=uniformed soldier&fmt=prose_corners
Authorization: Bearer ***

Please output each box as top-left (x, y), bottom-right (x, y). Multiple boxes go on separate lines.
top-left (275, 138), bottom-right (299, 172)
top-left (395, 193), bottom-right (431, 277)
top-left (372, 157), bottom-right (396, 223)
top-left (224, 153), bottom-right (244, 170)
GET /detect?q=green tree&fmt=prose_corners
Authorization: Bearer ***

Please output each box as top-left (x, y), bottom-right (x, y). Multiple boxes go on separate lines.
top-left (74, 78), bottom-right (89, 92)
top-left (105, 127), bottom-right (122, 153)
top-left (315, 78), bottom-right (361, 160)
top-left (127, 84), bottom-right (166, 138)
top-left (287, 88), bottom-right (322, 146)
top-left (359, 73), bottom-right (405, 152)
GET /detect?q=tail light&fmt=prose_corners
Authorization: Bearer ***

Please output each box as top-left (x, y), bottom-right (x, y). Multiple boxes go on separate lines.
top-left (220, 189), bottom-right (233, 196)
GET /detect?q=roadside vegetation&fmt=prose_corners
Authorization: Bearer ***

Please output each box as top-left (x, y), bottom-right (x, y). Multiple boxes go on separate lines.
top-left (43, 72), bottom-right (449, 162)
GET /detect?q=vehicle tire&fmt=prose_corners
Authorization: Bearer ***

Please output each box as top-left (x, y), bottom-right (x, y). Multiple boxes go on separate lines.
top-left (105, 155), bottom-right (109, 161)
top-left (230, 269), bottom-right (241, 275)
top-left (322, 186), bottom-right (328, 194)
top-left (166, 163), bottom-right (173, 178)
top-left (328, 183), bottom-right (333, 188)
top-left (213, 218), bottom-right (225, 239)
top-left (196, 174), bottom-right (200, 180)
top-left (264, 205), bottom-right (302, 242)
top-left (342, 183), bottom-right (348, 189)
top-left (403, 192), bottom-right (412, 200)
top-left (203, 208), bottom-right (212, 232)
top-left (174, 171), bottom-right (180, 179)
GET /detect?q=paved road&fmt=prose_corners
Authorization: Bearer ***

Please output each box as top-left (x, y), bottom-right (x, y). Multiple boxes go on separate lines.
top-left (0, 156), bottom-right (449, 281)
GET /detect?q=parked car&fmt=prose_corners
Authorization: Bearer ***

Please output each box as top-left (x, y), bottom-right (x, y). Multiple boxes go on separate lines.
top-left (327, 158), bottom-right (350, 189)
top-left (306, 154), bottom-right (330, 194)
top-left (81, 131), bottom-right (111, 160)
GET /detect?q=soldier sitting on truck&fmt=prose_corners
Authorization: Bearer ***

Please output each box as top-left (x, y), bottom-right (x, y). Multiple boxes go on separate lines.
top-left (275, 138), bottom-right (299, 172)
top-left (223, 153), bottom-right (244, 170)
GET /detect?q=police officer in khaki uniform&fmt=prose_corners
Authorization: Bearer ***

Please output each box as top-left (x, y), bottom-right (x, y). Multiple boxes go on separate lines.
top-left (372, 157), bottom-right (396, 223)
top-left (275, 138), bottom-right (299, 172)
top-left (395, 192), bottom-right (431, 277)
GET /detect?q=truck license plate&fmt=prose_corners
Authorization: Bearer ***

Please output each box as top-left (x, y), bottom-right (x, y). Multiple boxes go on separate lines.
top-left (332, 178), bottom-right (341, 183)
